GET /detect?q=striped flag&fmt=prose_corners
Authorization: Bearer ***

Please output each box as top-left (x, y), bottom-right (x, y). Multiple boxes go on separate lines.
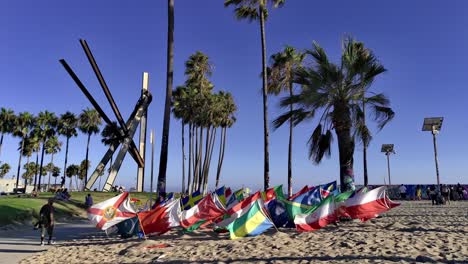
top-left (262, 185), bottom-right (285, 205)
top-left (87, 192), bottom-right (136, 230)
top-left (216, 192), bottom-right (261, 228)
top-left (283, 187), bottom-right (321, 220)
top-left (138, 199), bottom-right (181, 236)
top-left (180, 194), bottom-right (226, 229)
top-left (342, 186), bottom-right (400, 221)
top-left (226, 200), bottom-right (274, 239)
top-left (320, 181), bottom-right (337, 199)
top-left (288, 185), bottom-right (313, 200)
top-left (294, 195), bottom-right (337, 232)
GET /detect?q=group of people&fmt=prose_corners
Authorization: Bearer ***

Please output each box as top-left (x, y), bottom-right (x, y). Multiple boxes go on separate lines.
top-left (53, 188), bottom-right (71, 201)
top-left (399, 183), bottom-right (466, 205)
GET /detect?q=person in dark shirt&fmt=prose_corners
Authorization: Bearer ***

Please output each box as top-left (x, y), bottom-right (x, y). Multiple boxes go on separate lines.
top-left (39, 198), bottom-right (55, 246)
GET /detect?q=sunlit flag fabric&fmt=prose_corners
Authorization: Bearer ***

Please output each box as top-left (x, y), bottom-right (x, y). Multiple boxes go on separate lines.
top-left (216, 192), bottom-right (262, 228)
top-left (283, 187), bottom-right (322, 220)
top-left (181, 190), bottom-right (203, 210)
top-left (137, 198), bottom-right (181, 236)
top-left (180, 194), bottom-right (226, 229)
top-left (262, 185), bottom-right (285, 205)
top-left (214, 186), bottom-right (231, 206)
top-left (226, 199), bottom-right (274, 239)
top-left (294, 195), bottom-right (337, 232)
top-left (288, 185), bottom-right (313, 201)
top-left (87, 192), bottom-right (136, 230)
top-left (342, 186), bottom-right (400, 221)
top-left (320, 181), bottom-right (337, 199)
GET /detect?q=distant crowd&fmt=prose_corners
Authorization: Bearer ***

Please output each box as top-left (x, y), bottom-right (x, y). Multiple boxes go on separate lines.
top-left (394, 183), bottom-right (467, 204)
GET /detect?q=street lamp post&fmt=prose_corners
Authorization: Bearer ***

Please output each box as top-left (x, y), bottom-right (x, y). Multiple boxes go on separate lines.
top-left (422, 117), bottom-right (443, 188)
top-left (381, 144), bottom-right (395, 186)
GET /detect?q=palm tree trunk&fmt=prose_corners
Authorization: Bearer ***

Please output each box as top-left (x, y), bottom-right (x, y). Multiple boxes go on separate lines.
top-left (84, 133), bottom-right (91, 189)
top-left (37, 141), bottom-right (46, 192)
top-left (203, 127), bottom-right (216, 194)
top-left (0, 133), bottom-right (4, 158)
top-left (362, 97), bottom-right (368, 187)
top-left (288, 84), bottom-right (294, 197)
top-left (63, 136), bottom-right (70, 188)
top-left (15, 138), bottom-right (25, 189)
top-left (259, 6), bottom-right (270, 191)
top-left (24, 156), bottom-right (30, 186)
top-left (156, 0), bottom-right (175, 195)
top-left (33, 151), bottom-right (39, 190)
top-left (181, 121), bottom-right (186, 193)
top-left (47, 153), bottom-right (54, 191)
top-left (198, 127), bottom-right (203, 191)
top-left (201, 126), bottom-right (211, 194)
top-left (334, 104), bottom-right (355, 192)
top-left (187, 123), bottom-right (193, 193)
top-left (215, 127), bottom-right (225, 189)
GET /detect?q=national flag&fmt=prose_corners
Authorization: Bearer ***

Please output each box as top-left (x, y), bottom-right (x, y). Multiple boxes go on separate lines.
top-left (342, 186), bottom-right (400, 221)
top-left (234, 188), bottom-right (248, 201)
top-left (87, 192), bottom-right (136, 230)
top-left (216, 192), bottom-right (262, 228)
top-left (266, 198), bottom-right (289, 227)
top-left (137, 198), bottom-right (181, 236)
top-left (226, 200), bottom-right (274, 239)
top-left (294, 195), bottom-right (337, 232)
top-left (181, 190), bottom-right (203, 210)
top-left (180, 194), bottom-right (226, 229)
top-left (262, 185), bottom-right (285, 205)
top-left (115, 216), bottom-right (141, 238)
top-left (288, 185), bottom-right (313, 200)
top-left (320, 181), bottom-right (337, 199)
top-left (283, 187), bottom-right (322, 220)
top-left (214, 186), bottom-right (228, 206)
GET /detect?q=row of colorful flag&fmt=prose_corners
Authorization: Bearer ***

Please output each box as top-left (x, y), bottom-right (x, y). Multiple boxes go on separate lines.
top-left (87, 181), bottom-right (399, 240)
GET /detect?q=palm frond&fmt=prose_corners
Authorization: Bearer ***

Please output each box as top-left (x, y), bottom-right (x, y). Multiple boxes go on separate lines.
top-left (371, 105), bottom-right (395, 130)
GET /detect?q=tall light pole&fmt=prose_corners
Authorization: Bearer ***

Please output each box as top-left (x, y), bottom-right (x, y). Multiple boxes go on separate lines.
top-left (381, 144), bottom-right (395, 185)
top-left (422, 117), bottom-right (443, 189)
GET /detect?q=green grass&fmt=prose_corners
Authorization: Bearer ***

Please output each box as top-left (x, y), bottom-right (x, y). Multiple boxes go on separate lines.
top-left (0, 191), bottom-right (161, 227)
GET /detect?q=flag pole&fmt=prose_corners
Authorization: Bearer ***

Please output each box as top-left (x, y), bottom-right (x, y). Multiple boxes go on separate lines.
top-left (149, 130), bottom-right (155, 208)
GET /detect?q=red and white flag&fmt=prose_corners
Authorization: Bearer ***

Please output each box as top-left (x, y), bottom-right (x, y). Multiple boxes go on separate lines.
top-left (342, 186), bottom-right (400, 221)
top-left (294, 195), bottom-right (336, 232)
top-left (180, 194), bottom-right (225, 229)
top-left (87, 192), bottom-right (136, 230)
top-left (138, 198), bottom-right (181, 236)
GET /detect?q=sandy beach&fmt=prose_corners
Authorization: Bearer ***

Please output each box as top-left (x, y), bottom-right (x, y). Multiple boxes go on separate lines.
top-left (19, 201), bottom-right (468, 264)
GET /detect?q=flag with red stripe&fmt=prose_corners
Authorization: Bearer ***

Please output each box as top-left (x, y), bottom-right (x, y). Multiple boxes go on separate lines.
top-left (138, 198), bottom-right (181, 236)
top-left (180, 194), bottom-right (226, 229)
top-left (342, 186), bottom-right (400, 221)
top-left (87, 192), bottom-right (136, 230)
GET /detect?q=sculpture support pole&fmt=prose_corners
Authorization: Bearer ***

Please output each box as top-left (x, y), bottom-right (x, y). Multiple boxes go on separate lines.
top-left (137, 72), bottom-right (149, 192)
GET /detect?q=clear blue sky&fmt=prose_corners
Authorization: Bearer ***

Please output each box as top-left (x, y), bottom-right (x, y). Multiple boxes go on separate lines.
top-left (1, 0), bottom-right (467, 192)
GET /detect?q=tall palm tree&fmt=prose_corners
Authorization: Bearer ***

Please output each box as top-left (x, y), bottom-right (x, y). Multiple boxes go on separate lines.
top-left (276, 40), bottom-right (394, 191)
top-left (225, 0), bottom-right (285, 191)
top-left (101, 121), bottom-right (120, 188)
top-left (66, 164), bottom-right (80, 190)
top-left (79, 108), bottom-right (102, 189)
top-left (22, 135), bottom-right (40, 187)
top-left (157, 0), bottom-right (175, 195)
top-left (0, 108), bottom-right (15, 160)
top-left (78, 159), bottom-right (91, 190)
top-left (0, 162), bottom-right (11, 178)
top-left (44, 135), bottom-right (62, 190)
top-left (268, 46), bottom-right (305, 196)
top-left (13, 112), bottom-right (35, 189)
top-left (57, 112), bottom-right (78, 188)
top-left (22, 162), bottom-right (37, 185)
top-left (35, 111), bottom-right (58, 191)
top-left (215, 92), bottom-right (237, 189)
top-left (343, 39), bottom-right (387, 187)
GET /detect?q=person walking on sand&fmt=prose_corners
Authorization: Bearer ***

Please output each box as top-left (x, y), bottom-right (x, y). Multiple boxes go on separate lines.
top-left (415, 185), bottom-right (422, 201)
top-left (39, 198), bottom-right (55, 246)
top-left (399, 184), bottom-right (407, 200)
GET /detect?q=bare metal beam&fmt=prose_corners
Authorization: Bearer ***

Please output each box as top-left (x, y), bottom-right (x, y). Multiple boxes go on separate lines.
top-left (80, 39), bottom-right (128, 133)
top-left (60, 59), bottom-right (114, 126)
